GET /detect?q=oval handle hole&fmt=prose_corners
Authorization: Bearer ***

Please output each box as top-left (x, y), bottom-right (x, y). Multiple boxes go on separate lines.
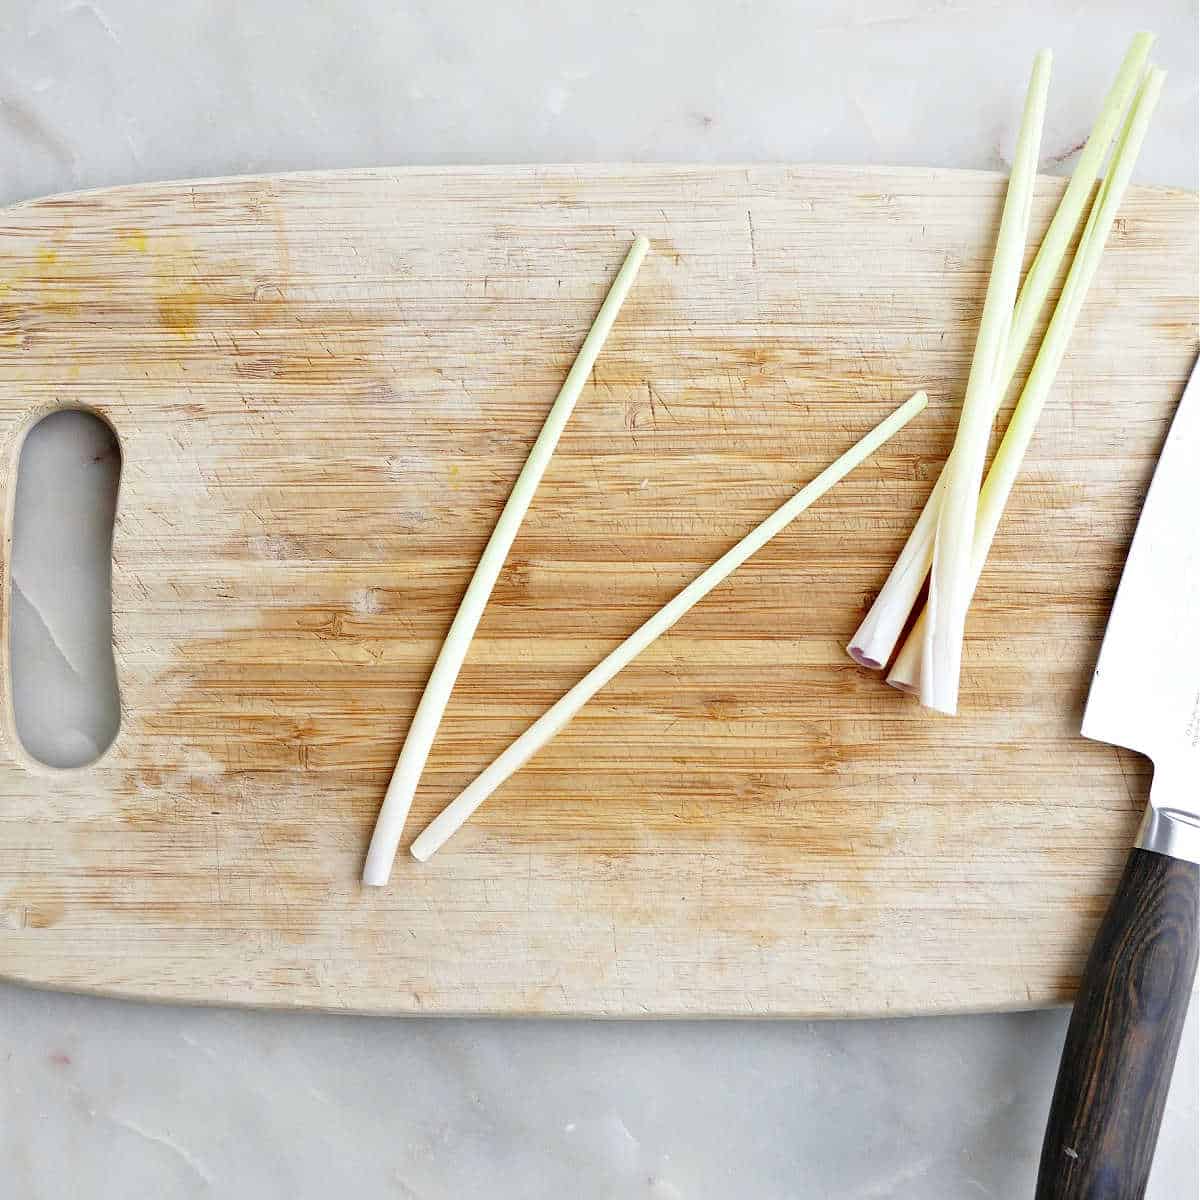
top-left (9, 410), bottom-right (121, 767)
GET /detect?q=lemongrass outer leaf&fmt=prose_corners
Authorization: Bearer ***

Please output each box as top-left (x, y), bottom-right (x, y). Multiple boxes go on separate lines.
top-left (848, 34), bottom-right (1151, 671)
top-left (361, 235), bottom-right (649, 885)
top-left (409, 392), bottom-right (929, 861)
top-left (922, 50), bottom-right (1052, 715)
top-left (889, 68), bottom-right (1166, 694)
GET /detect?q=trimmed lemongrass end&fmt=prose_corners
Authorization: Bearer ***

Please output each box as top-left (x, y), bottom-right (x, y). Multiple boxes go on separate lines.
top-left (410, 392), bottom-right (929, 861)
top-left (847, 33), bottom-right (1153, 674)
top-left (361, 235), bottom-right (649, 886)
top-left (922, 49), bottom-right (1052, 716)
top-left (886, 607), bottom-right (926, 693)
top-left (893, 66), bottom-right (1165, 698)
top-left (847, 471), bottom-right (943, 668)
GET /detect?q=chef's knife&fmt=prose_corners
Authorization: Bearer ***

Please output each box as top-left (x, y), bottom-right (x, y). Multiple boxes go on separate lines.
top-left (1036, 355), bottom-right (1200, 1200)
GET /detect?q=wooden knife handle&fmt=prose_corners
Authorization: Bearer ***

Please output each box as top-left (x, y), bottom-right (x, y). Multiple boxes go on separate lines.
top-left (1036, 848), bottom-right (1199, 1199)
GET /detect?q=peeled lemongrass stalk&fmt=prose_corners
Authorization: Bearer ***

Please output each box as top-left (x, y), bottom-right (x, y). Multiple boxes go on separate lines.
top-left (922, 50), bottom-right (1052, 715)
top-left (361, 235), bottom-right (649, 886)
top-left (847, 34), bottom-right (1152, 671)
top-left (888, 67), bottom-right (1166, 695)
top-left (408, 392), bottom-right (929, 861)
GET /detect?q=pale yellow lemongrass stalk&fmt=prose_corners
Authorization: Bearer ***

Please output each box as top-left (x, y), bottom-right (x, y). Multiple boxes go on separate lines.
top-left (922, 50), bottom-right (1052, 714)
top-left (847, 34), bottom-right (1153, 671)
top-left (362, 235), bottom-right (649, 885)
top-left (888, 67), bottom-right (1165, 694)
top-left (409, 392), bottom-right (929, 861)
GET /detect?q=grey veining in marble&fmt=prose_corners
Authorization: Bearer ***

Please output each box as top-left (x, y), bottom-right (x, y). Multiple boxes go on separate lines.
top-left (0, 1), bottom-right (1196, 1196)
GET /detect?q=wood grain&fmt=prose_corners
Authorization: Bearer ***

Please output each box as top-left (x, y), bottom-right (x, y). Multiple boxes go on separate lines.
top-left (0, 165), bottom-right (1196, 1016)
top-left (1036, 849), bottom-right (1200, 1199)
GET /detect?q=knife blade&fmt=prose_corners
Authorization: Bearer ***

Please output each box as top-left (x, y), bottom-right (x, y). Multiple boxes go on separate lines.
top-left (1082, 353), bottom-right (1200, 861)
top-left (1037, 354), bottom-right (1200, 1200)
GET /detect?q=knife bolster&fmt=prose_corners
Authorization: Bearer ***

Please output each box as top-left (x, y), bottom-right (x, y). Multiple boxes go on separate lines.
top-left (1136, 787), bottom-right (1200, 864)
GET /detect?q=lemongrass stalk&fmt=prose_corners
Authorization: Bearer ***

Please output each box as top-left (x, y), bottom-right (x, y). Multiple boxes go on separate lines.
top-left (362, 235), bottom-right (649, 885)
top-left (409, 392), bottom-right (929, 861)
top-left (922, 51), bottom-right (1052, 715)
top-left (888, 67), bottom-right (1166, 695)
top-left (847, 34), bottom-right (1152, 671)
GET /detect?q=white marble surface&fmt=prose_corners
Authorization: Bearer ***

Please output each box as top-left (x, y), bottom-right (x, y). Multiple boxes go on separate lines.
top-left (1, 2), bottom-right (1197, 1196)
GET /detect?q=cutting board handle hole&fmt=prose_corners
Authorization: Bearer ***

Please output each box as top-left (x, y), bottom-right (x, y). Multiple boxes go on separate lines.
top-left (7, 410), bottom-right (121, 769)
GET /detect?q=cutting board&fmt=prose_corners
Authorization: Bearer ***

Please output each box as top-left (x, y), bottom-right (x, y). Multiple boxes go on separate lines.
top-left (1, 166), bottom-right (1196, 1017)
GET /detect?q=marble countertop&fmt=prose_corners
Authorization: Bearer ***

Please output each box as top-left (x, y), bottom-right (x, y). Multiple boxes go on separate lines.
top-left (1, 2), bottom-right (1196, 1196)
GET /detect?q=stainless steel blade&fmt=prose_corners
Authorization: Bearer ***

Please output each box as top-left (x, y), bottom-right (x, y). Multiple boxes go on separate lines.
top-left (1082, 353), bottom-right (1200, 861)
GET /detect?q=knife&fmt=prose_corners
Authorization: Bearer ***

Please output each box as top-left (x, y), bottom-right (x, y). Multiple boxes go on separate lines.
top-left (1036, 355), bottom-right (1200, 1200)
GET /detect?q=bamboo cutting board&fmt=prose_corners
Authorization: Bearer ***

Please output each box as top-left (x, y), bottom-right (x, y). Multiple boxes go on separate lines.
top-left (0, 166), bottom-right (1196, 1016)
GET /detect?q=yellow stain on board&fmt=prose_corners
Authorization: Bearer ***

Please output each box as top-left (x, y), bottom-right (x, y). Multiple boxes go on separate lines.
top-left (0, 277), bottom-right (19, 343)
top-left (118, 229), bottom-right (149, 253)
top-left (29, 244), bottom-right (81, 315)
top-left (151, 234), bottom-right (205, 335)
top-left (0, 270), bottom-right (14, 335)
top-left (157, 283), bottom-right (204, 335)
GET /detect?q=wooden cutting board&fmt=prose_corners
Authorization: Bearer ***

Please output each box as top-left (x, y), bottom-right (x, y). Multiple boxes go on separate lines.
top-left (0, 166), bottom-right (1196, 1016)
